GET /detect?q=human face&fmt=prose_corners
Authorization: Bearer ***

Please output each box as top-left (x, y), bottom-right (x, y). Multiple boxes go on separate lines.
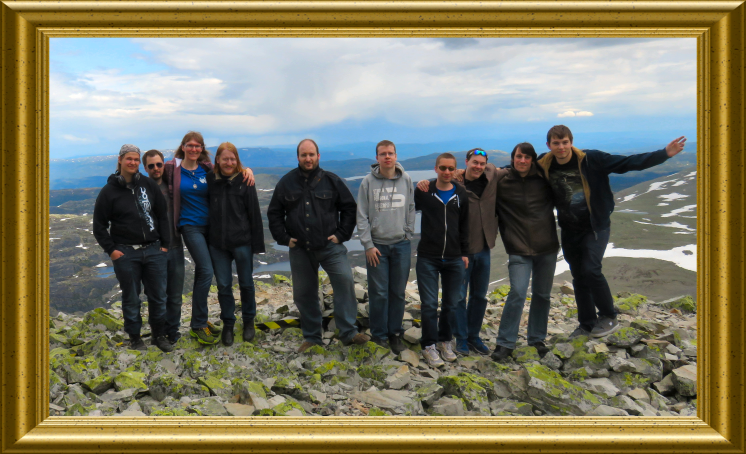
top-left (217, 150), bottom-right (238, 176)
top-left (376, 145), bottom-right (397, 171)
top-left (513, 148), bottom-right (532, 177)
top-left (465, 155), bottom-right (487, 181)
top-left (119, 152), bottom-right (141, 177)
top-left (547, 135), bottom-right (573, 164)
top-left (297, 141), bottom-right (320, 171)
top-left (434, 158), bottom-right (457, 186)
top-left (144, 155), bottom-right (164, 181)
top-left (182, 139), bottom-right (203, 163)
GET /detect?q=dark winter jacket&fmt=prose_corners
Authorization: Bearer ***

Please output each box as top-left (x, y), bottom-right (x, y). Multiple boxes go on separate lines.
top-left (267, 166), bottom-right (357, 250)
top-left (494, 164), bottom-right (559, 256)
top-left (163, 158), bottom-right (214, 233)
top-left (207, 171), bottom-right (266, 253)
top-left (414, 180), bottom-right (469, 260)
top-left (93, 172), bottom-right (171, 256)
top-left (462, 163), bottom-right (499, 254)
top-left (537, 147), bottom-right (670, 231)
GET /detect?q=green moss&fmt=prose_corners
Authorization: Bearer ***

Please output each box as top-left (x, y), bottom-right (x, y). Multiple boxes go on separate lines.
top-left (490, 285), bottom-right (511, 299)
top-left (666, 295), bottom-right (696, 313)
top-left (314, 360), bottom-right (348, 375)
top-left (346, 342), bottom-right (389, 364)
top-left (150, 409), bottom-right (190, 416)
top-left (615, 294), bottom-right (647, 313)
top-left (357, 365), bottom-right (388, 382)
top-left (560, 296), bottom-right (576, 306)
top-left (271, 401), bottom-right (306, 416)
top-left (569, 368), bottom-right (589, 381)
top-left (113, 371), bottom-right (148, 392)
top-left (273, 274), bottom-right (290, 284)
top-left (512, 346), bottom-right (540, 363)
top-left (367, 407), bottom-right (388, 416)
top-left (280, 327), bottom-right (304, 340)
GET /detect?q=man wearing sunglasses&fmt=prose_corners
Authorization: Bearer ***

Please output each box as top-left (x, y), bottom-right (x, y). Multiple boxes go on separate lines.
top-left (142, 149), bottom-right (185, 345)
top-left (414, 153), bottom-right (470, 367)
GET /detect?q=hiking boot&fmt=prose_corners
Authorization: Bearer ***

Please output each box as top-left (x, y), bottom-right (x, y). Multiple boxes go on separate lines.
top-left (388, 334), bottom-right (407, 354)
top-left (467, 338), bottom-right (491, 356)
top-left (152, 335), bottom-right (174, 353)
top-left (128, 335), bottom-right (147, 351)
top-left (454, 339), bottom-right (470, 356)
top-left (591, 316), bottom-right (620, 338)
top-left (491, 345), bottom-right (513, 362)
top-left (436, 340), bottom-right (458, 362)
top-left (221, 327), bottom-right (234, 346)
top-left (190, 327), bottom-right (219, 345)
top-left (371, 337), bottom-right (390, 349)
top-left (206, 321), bottom-right (222, 335)
top-left (569, 326), bottom-right (592, 339)
top-left (242, 321), bottom-right (255, 342)
top-left (422, 344), bottom-right (445, 368)
top-left (298, 340), bottom-right (322, 353)
top-left (167, 332), bottom-right (181, 345)
top-left (529, 341), bottom-right (550, 358)
top-left (342, 333), bottom-right (370, 346)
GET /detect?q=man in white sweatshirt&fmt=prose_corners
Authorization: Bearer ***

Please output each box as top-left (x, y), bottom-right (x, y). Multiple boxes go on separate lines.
top-left (356, 140), bottom-right (416, 354)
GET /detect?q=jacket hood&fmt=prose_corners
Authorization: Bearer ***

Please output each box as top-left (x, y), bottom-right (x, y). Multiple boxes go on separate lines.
top-left (370, 162), bottom-right (405, 179)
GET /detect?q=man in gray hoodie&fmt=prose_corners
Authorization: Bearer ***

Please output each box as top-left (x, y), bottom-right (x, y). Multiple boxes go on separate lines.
top-left (356, 140), bottom-right (416, 353)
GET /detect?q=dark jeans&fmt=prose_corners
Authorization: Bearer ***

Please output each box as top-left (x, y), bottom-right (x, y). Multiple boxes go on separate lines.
top-left (366, 240), bottom-right (411, 340)
top-left (495, 252), bottom-right (556, 349)
top-left (416, 256), bottom-right (465, 348)
top-left (288, 241), bottom-right (359, 344)
top-left (561, 227), bottom-right (616, 332)
top-left (164, 244), bottom-right (185, 340)
top-left (454, 247), bottom-right (491, 342)
top-left (180, 225), bottom-right (213, 329)
top-left (111, 242), bottom-right (167, 337)
top-left (209, 243), bottom-right (256, 329)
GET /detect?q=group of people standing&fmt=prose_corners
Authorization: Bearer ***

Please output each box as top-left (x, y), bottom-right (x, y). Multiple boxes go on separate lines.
top-left (93, 125), bottom-right (685, 368)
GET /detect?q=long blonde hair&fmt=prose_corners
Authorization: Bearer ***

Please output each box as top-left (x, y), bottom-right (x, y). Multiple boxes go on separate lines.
top-left (214, 142), bottom-right (244, 177)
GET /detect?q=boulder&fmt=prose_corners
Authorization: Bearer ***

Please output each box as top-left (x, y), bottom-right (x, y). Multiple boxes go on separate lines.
top-left (606, 327), bottom-right (645, 348)
top-left (523, 364), bottom-right (604, 416)
top-left (671, 364), bottom-right (697, 396)
top-left (430, 396), bottom-right (466, 416)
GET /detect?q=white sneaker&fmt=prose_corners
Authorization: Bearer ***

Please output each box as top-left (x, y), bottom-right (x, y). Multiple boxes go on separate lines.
top-left (436, 341), bottom-right (458, 362)
top-left (422, 344), bottom-right (445, 367)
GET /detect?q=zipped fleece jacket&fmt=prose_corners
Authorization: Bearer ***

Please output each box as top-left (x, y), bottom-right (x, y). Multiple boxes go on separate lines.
top-left (93, 173), bottom-right (171, 256)
top-left (414, 181), bottom-right (469, 260)
top-left (463, 163), bottom-right (499, 255)
top-left (494, 163), bottom-right (559, 256)
top-left (163, 158), bottom-right (214, 233)
top-left (537, 147), bottom-right (670, 232)
top-left (267, 165), bottom-right (357, 250)
top-left (206, 171), bottom-right (266, 253)
top-left (356, 162), bottom-right (416, 251)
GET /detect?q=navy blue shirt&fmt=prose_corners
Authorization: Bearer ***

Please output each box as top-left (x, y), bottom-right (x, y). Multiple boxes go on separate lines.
top-left (436, 185), bottom-right (456, 204)
top-left (179, 165), bottom-right (209, 227)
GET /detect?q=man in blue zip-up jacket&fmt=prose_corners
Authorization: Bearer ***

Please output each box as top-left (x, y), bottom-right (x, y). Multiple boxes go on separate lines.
top-left (537, 125), bottom-right (686, 339)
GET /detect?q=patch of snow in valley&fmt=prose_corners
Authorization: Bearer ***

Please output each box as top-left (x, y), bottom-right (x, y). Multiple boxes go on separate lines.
top-left (618, 193), bottom-right (639, 203)
top-left (661, 205), bottom-right (697, 218)
top-left (185, 257), bottom-right (192, 263)
top-left (658, 203), bottom-right (669, 206)
top-left (658, 192), bottom-right (689, 202)
top-left (672, 181), bottom-right (686, 187)
top-left (644, 180), bottom-right (677, 194)
top-left (554, 243), bottom-right (697, 275)
top-left (634, 220), bottom-right (695, 231)
top-left (253, 274), bottom-right (271, 279)
top-left (258, 261), bottom-right (268, 265)
top-left (50, 238), bottom-right (60, 241)
top-left (75, 243), bottom-right (89, 249)
top-left (95, 263), bottom-right (107, 267)
top-left (685, 171), bottom-right (697, 177)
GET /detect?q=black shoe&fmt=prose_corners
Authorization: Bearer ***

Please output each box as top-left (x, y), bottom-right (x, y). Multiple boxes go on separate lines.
top-left (569, 326), bottom-right (592, 339)
top-left (388, 334), bottom-right (407, 354)
top-left (153, 335), bottom-right (174, 353)
top-left (371, 337), bottom-right (390, 349)
top-left (222, 327), bottom-right (234, 346)
top-left (591, 316), bottom-right (620, 338)
top-left (242, 321), bottom-right (255, 342)
top-left (529, 341), bottom-right (550, 358)
top-left (129, 334), bottom-right (147, 351)
top-left (491, 345), bottom-right (513, 362)
top-left (167, 332), bottom-right (181, 345)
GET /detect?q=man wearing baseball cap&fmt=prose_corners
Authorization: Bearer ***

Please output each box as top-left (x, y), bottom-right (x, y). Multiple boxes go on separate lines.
top-left (93, 144), bottom-right (173, 352)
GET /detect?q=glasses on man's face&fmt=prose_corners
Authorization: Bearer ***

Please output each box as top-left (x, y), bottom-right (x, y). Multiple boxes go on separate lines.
top-left (438, 166), bottom-right (456, 172)
top-left (183, 144), bottom-right (202, 150)
top-left (147, 162), bottom-right (164, 169)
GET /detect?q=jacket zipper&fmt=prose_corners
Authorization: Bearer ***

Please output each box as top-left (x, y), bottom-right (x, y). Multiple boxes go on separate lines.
top-left (522, 176), bottom-right (534, 255)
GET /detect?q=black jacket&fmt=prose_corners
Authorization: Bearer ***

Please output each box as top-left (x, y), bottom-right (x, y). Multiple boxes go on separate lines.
top-left (93, 172), bottom-right (171, 255)
top-left (537, 147), bottom-right (670, 231)
top-left (207, 171), bottom-right (266, 253)
top-left (267, 166), bottom-right (357, 250)
top-left (414, 180), bottom-right (469, 260)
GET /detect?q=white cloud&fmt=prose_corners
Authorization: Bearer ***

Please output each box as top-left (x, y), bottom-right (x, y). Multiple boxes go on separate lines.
top-left (576, 111), bottom-right (594, 117)
top-left (558, 111), bottom-right (577, 118)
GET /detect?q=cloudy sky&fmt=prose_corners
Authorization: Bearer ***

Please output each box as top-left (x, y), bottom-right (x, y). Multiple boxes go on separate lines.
top-left (50, 37), bottom-right (696, 159)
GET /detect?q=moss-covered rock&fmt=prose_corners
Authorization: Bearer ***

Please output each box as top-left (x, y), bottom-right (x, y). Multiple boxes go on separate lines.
top-left (113, 371), bottom-right (148, 392)
top-left (490, 285), bottom-right (511, 300)
top-left (630, 319), bottom-right (657, 334)
top-left (346, 342), bottom-right (390, 365)
top-left (149, 373), bottom-right (210, 402)
top-left (271, 400), bottom-right (306, 416)
top-left (197, 373), bottom-right (234, 400)
top-left (357, 365), bottom-right (388, 383)
top-left (232, 378), bottom-right (270, 404)
top-left (49, 369), bottom-right (69, 398)
top-left (50, 347), bottom-right (76, 374)
top-left (150, 408), bottom-right (191, 416)
top-left (65, 402), bottom-right (98, 416)
top-left (608, 371), bottom-right (655, 393)
top-left (280, 327), bottom-right (304, 340)
top-left (437, 373), bottom-right (495, 411)
top-left (665, 296), bottom-right (696, 313)
top-left (83, 308), bottom-right (124, 331)
top-left (512, 346), bottom-right (540, 363)
top-left (607, 327), bottom-right (645, 348)
top-left (63, 356), bottom-right (101, 385)
top-left (524, 363), bottom-right (603, 416)
top-left (83, 371), bottom-right (115, 394)
top-left (187, 397), bottom-right (230, 416)
top-left (614, 294), bottom-right (647, 314)
top-left (367, 407), bottom-right (389, 416)
top-left (562, 349), bottom-right (609, 374)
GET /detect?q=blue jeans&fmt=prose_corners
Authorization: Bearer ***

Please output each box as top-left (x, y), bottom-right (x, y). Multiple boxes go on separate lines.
top-left (288, 241), bottom-right (359, 344)
top-left (454, 247), bottom-right (491, 342)
top-left (209, 244), bottom-right (256, 329)
top-left (561, 228), bottom-right (616, 332)
top-left (496, 252), bottom-right (557, 349)
top-left (180, 225), bottom-right (213, 329)
top-left (416, 256), bottom-right (465, 348)
top-left (111, 242), bottom-right (168, 337)
top-left (164, 245), bottom-right (185, 340)
top-left (366, 240), bottom-right (411, 340)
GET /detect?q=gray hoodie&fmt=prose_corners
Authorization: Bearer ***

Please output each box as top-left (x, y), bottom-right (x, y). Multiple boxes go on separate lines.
top-left (356, 162), bottom-right (416, 250)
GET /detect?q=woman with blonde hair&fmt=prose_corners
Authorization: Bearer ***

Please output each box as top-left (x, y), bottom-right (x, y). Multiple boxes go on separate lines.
top-left (207, 142), bottom-right (265, 345)
top-left (163, 131), bottom-right (253, 345)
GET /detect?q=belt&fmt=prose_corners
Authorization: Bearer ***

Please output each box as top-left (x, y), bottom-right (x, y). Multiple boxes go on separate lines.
top-left (121, 240), bottom-right (159, 250)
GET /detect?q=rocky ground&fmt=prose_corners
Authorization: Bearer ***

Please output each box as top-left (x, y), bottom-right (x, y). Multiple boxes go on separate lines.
top-left (49, 268), bottom-right (698, 417)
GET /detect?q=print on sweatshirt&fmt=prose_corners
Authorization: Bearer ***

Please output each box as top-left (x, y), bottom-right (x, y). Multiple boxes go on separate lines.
top-left (373, 186), bottom-right (406, 211)
top-left (138, 186), bottom-right (156, 232)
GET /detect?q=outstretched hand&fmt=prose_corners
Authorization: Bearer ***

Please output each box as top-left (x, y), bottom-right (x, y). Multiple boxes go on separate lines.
top-left (416, 179), bottom-right (430, 192)
top-left (666, 136), bottom-right (687, 157)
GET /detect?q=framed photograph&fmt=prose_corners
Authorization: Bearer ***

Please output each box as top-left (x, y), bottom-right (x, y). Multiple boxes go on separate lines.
top-left (1, 1), bottom-right (743, 452)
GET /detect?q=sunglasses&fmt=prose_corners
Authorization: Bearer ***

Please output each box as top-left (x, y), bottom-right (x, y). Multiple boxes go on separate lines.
top-left (468, 149), bottom-right (487, 158)
top-left (147, 162), bottom-right (164, 169)
top-left (438, 166), bottom-right (456, 172)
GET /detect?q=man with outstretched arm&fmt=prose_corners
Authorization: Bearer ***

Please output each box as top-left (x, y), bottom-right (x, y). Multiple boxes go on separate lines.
top-left (537, 125), bottom-right (686, 339)
top-left (356, 140), bottom-right (416, 354)
top-left (267, 139), bottom-right (370, 353)
top-left (414, 153), bottom-right (470, 367)
top-left (93, 144), bottom-right (173, 353)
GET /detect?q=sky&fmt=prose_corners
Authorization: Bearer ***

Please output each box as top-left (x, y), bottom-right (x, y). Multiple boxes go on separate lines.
top-left (50, 37), bottom-right (697, 159)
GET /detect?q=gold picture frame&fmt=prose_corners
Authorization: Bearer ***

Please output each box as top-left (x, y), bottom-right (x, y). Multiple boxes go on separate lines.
top-left (1, 1), bottom-right (744, 452)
